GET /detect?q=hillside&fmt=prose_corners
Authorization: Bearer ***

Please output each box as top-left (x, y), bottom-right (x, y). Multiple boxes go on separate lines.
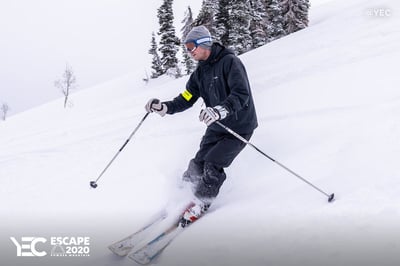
top-left (1, 0), bottom-right (399, 265)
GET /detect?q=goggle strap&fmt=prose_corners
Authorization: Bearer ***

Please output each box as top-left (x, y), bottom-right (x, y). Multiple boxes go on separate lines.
top-left (195, 36), bottom-right (212, 45)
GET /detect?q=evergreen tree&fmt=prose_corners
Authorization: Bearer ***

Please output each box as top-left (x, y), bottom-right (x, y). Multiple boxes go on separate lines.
top-left (249, 0), bottom-right (267, 48)
top-left (228, 0), bottom-right (253, 55)
top-left (157, 0), bottom-right (180, 77)
top-left (265, 0), bottom-right (286, 42)
top-left (281, 0), bottom-right (310, 34)
top-left (182, 47), bottom-right (196, 75)
top-left (215, 0), bottom-right (231, 45)
top-left (149, 32), bottom-right (163, 78)
top-left (181, 6), bottom-right (196, 75)
top-left (181, 6), bottom-right (194, 39)
top-left (193, 0), bottom-right (218, 37)
top-left (1, 103), bottom-right (10, 121)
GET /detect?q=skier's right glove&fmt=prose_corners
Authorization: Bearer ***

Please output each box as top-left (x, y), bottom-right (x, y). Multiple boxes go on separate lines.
top-left (145, 98), bottom-right (168, 117)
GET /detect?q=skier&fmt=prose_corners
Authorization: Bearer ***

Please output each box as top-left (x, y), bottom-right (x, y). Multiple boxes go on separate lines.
top-left (145, 25), bottom-right (258, 218)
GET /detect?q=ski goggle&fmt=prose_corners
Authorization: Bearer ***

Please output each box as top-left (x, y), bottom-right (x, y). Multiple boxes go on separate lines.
top-left (184, 36), bottom-right (212, 52)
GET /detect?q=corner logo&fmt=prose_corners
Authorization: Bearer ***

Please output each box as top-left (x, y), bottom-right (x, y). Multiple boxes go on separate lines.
top-left (10, 237), bottom-right (47, 257)
top-left (10, 236), bottom-right (90, 257)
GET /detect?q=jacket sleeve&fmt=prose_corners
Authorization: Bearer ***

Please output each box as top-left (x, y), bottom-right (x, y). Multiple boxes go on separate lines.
top-left (163, 72), bottom-right (200, 114)
top-left (220, 55), bottom-right (251, 114)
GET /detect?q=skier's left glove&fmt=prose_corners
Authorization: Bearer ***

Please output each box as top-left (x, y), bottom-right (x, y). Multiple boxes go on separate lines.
top-left (199, 105), bottom-right (229, 126)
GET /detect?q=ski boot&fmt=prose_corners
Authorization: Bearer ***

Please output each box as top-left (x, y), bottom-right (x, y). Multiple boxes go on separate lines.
top-left (179, 200), bottom-right (210, 228)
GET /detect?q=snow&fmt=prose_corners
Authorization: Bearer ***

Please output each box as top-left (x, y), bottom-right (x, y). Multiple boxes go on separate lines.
top-left (1, 0), bottom-right (400, 265)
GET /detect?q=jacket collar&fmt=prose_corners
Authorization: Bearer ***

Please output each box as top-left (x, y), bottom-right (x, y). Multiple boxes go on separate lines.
top-left (199, 43), bottom-right (234, 66)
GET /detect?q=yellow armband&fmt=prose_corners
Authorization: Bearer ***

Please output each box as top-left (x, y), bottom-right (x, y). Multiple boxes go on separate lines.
top-left (181, 89), bottom-right (193, 101)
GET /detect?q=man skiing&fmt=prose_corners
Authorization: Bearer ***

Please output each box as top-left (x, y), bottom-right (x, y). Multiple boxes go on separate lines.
top-left (145, 25), bottom-right (258, 216)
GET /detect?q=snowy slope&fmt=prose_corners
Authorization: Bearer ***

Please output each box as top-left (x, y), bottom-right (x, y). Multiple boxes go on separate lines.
top-left (1, 0), bottom-right (400, 265)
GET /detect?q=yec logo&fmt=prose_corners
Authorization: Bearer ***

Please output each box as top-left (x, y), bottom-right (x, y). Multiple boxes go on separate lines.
top-left (10, 237), bottom-right (47, 257)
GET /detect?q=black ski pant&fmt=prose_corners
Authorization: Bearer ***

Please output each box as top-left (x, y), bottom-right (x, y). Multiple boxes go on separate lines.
top-left (188, 127), bottom-right (253, 200)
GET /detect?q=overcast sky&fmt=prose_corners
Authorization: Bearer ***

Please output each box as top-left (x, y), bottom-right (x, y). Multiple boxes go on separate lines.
top-left (0, 0), bottom-right (201, 116)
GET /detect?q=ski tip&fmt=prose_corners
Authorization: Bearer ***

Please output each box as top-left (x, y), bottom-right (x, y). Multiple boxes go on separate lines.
top-left (328, 193), bottom-right (335, 203)
top-left (108, 245), bottom-right (128, 257)
top-left (129, 252), bottom-right (152, 265)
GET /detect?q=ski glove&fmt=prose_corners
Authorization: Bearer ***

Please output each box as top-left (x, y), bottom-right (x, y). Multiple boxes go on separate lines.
top-left (199, 105), bottom-right (229, 126)
top-left (145, 98), bottom-right (167, 117)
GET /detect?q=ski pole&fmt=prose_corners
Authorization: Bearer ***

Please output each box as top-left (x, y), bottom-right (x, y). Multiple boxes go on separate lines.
top-left (90, 112), bottom-right (150, 188)
top-left (215, 121), bottom-right (335, 202)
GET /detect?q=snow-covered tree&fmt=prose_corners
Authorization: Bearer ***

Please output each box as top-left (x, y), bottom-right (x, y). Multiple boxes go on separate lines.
top-left (265, 0), bottom-right (286, 42)
top-left (1, 103), bottom-right (10, 121)
top-left (228, 0), bottom-right (253, 54)
top-left (181, 6), bottom-right (194, 39)
top-left (281, 0), bottom-right (310, 34)
top-left (215, 0), bottom-right (231, 45)
top-left (193, 0), bottom-right (218, 37)
top-left (54, 64), bottom-right (77, 108)
top-left (157, 0), bottom-right (180, 77)
top-left (249, 0), bottom-right (267, 48)
top-left (149, 32), bottom-right (163, 78)
top-left (181, 6), bottom-right (196, 75)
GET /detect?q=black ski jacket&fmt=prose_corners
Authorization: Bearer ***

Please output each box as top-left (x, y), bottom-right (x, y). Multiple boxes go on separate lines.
top-left (164, 43), bottom-right (258, 134)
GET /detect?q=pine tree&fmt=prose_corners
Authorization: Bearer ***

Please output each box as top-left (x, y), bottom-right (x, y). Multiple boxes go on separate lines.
top-left (249, 0), bottom-right (267, 48)
top-left (265, 0), bottom-right (286, 42)
top-left (181, 6), bottom-right (194, 39)
top-left (228, 0), bottom-right (253, 55)
top-left (181, 6), bottom-right (196, 75)
top-left (157, 0), bottom-right (180, 77)
top-left (149, 32), bottom-right (163, 78)
top-left (281, 0), bottom-right (310, 34)
top-left (193, 0), bottom-right (218, 37)
top-left (215, 0), bottom-right (231, 45)
top-left (1, 103), bottom-right (10, 121)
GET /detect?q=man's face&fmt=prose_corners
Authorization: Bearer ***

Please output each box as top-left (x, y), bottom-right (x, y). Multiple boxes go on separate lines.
top-left (186, 44), bottom-right (211, 61)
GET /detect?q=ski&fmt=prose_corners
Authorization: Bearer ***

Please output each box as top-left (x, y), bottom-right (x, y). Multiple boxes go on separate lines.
top-left (128, 219), bottom-right (183, 264)
top-left (108, 208), bottom-right (168, 256)
top-left (128, 201), bottom-right (209, 265)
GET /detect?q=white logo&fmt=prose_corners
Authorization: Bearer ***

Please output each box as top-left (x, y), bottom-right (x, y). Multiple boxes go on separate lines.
top-left (366, 8), bottom-right (391, 17)
top-left (10, 237), bottom-right (47, 257)
top-left (50, 236), bottom-right (90, 257)
top-left (10, 236), bottom-right (91, 257)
